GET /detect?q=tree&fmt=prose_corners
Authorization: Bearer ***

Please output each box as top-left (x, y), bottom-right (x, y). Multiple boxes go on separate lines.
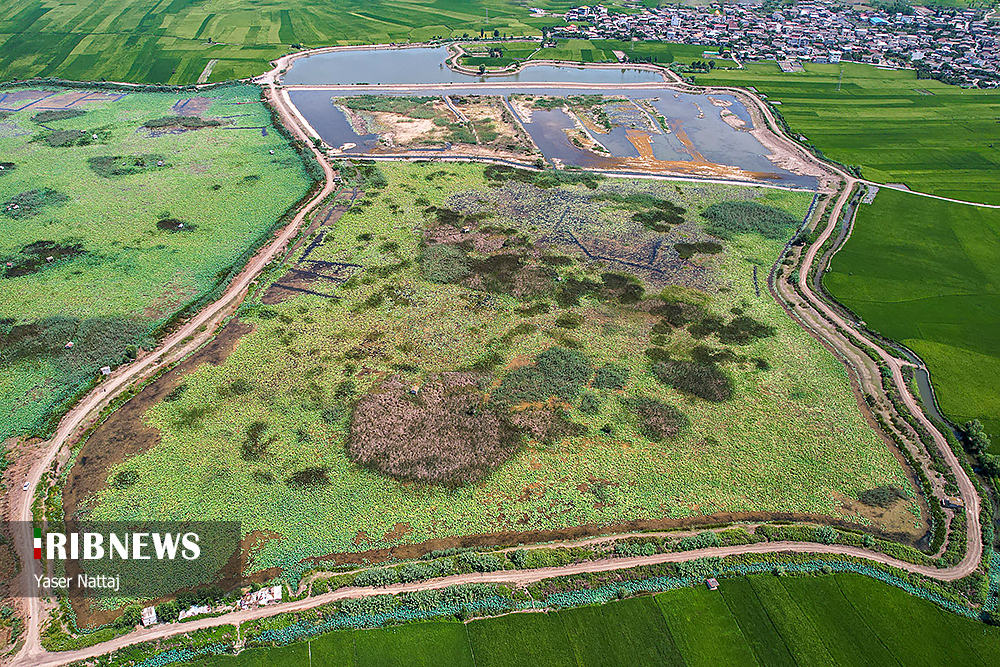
top-left (964, 419), bottom-right (992, 455)
top-left (493, 29), bottom-right (500, 39)
top-left (478, 64), bottom-right (486, 75)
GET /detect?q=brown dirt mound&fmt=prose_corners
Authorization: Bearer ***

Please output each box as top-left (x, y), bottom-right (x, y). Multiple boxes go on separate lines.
top-left (346, 373), bottom-right (521, 486)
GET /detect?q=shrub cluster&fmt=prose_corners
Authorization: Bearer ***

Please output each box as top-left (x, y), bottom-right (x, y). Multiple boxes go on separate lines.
top-left (592, 364), bottom-right (629, 390)
top-left (419, 243), bottom-right (470, 284)
top-left (700, 200), bottom-right (800, 239)
top-left (674, 242), bottom-right (723, 259)
top-left (2, 240), bottom-right (84, 278)
top-left (858, 486), bottom-right (906, 508)
top-left (2, 188), bottom-right (68, 218)
top-left (652, 360), bottom-right (734, 402)
top-left (491, 347), bottom-right (593, 406)
top-left (347, 375), bottom-right (521, 486)
top-left (143, 116), bottom-right (221, 129)
top-left (631, 397), bottom-right (689, 441)
top-left (88, 154), bottom-right (167, 178)
top-left (483, 164), bottom-right (602, 189)
top-left (32, 109), bottom-right (86, 123)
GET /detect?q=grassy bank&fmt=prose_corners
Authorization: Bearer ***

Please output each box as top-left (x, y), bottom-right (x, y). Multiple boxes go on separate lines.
top-left (0, 84), bottom-right (313, 443)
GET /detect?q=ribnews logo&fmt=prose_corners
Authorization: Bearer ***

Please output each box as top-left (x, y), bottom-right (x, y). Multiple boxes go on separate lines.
top-left (33, 526), bottom-right (201, 561)
top-left (20, 521), bottom-right (242, 598)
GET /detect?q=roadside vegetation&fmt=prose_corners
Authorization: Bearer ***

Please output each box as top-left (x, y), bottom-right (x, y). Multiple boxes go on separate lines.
top-left (72, 162), bottom-right (912, 582)
top-left (0, 85), bottom-right (314, 444)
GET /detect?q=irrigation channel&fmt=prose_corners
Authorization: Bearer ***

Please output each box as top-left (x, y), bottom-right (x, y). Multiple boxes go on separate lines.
top-left (8, 42), bottom-right (994, 667)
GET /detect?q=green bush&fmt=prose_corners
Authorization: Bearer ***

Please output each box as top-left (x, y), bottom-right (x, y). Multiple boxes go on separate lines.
top-left (419, 243), bottom-right (469, 283)
top-left (492, 346), bottom-right (593, 406)
top-left (700, 201), bottom-right (800, 239)
top-left (592, 364), bottom-right (629, 390)
top-left (579, 391), bottom-right (601, 415)
top-left (652, 360), bottom-right (734, 402)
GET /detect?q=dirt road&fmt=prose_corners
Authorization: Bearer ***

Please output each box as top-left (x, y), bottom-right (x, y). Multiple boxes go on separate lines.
top-left (14, 539), bottom-right (979, 667)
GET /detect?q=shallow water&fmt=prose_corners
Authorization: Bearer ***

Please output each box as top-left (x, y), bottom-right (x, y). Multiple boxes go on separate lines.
top-left (284, 47), bottom-right (816, 188)
top-left (289, 87), bottom-right (817, 188)
top-left (282, 46), bottom-right (664, 86)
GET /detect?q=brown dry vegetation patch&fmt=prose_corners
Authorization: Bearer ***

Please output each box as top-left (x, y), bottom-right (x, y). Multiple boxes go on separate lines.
top-left (346, 373), bottom-right (521, 487)
top-left (62, 319), bottom-right (252, 520)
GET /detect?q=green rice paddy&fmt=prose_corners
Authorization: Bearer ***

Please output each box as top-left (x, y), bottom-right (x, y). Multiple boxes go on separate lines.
top-left (0, 85), bottom-right (313, 443)
top-left (191, 573), bottom-right (1000, 666)
top-left (825, 187), bottom-right (1000, 448)
top-left (0, 0), bottom-right (655, 84)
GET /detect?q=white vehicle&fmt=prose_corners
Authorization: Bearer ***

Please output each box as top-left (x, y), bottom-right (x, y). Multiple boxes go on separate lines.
top-left (22, 481), bottom-right (29, 492)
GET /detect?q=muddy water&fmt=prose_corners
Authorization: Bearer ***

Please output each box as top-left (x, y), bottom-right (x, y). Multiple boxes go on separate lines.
top-left (289, 87), bottom-right (817, 188)
top-left (283, 46), bottom-right (664, 86)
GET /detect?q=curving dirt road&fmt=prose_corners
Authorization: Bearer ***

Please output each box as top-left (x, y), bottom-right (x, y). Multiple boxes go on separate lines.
top-left (5, 46), bottom-right (990, 667)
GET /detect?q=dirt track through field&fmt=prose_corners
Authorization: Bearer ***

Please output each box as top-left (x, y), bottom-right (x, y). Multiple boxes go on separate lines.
top-left (6, 47), bottom-right (990, 667)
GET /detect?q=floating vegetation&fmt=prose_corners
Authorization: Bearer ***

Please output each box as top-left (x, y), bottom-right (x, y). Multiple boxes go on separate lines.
top-left (2, 188), bottom-right (68, 218)
top-left (88, 154), bottom-right (168, 178)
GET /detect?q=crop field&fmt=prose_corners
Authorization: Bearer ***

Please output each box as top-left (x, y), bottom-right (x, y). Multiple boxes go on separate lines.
top-left (192, 574), bottom-right (1000, 666)
top-left (825, 188), bottom-right (1000, 448)
top-left (0, 84), bottom-right (313, 444)
top-left (696, 62), bottom-right (1000, 205)
top-left (460, 39), bottom-right (726, 69)
top-left (69, 160), bottom-right (915, 575)
top-left (0, 0), bottom-right (664, 84)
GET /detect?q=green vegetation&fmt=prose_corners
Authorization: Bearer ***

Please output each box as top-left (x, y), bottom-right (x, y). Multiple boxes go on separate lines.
top-left (77, 162), bottom-right (910, 575)
top-left (191, 574), bottom-right (1000, 667)
top-left (0, 1), bottom-right (671, 84)
top-left (462, 38), bottom-right (731, 70)
top-left (697, 62), bottom-right (1000, 205)
top-left (824, 188), bottom-right (1000, 448)
top-left (700, 201), bottom-right (800, 239)
top-left (0, 85), bottom-right (313, 443)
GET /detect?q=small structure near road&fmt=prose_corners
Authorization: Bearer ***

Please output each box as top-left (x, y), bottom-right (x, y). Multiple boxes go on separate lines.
top-left (141, 606), bottom-right (157, 627)
top-left (238, 584), bottom-right (283, 610)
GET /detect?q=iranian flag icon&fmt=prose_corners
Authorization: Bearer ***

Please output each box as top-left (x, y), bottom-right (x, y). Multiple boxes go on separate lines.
top-left (33, 527), bottom-right (41, 560)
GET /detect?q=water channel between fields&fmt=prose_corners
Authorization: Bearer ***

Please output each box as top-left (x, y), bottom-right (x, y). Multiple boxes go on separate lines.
top-left (283, 46), bottom-right (818, 189)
